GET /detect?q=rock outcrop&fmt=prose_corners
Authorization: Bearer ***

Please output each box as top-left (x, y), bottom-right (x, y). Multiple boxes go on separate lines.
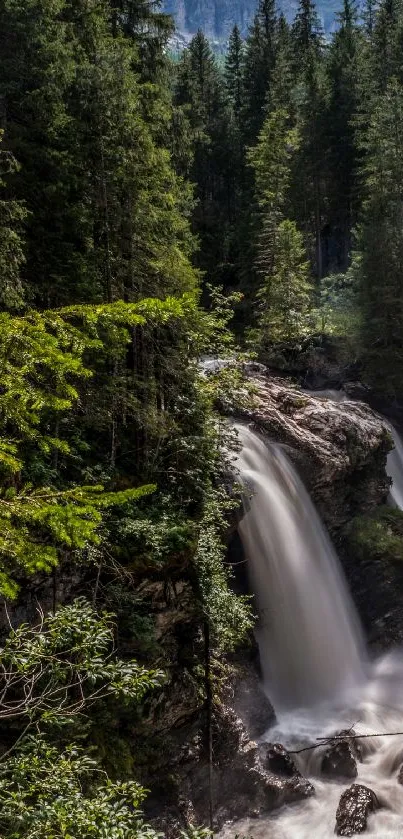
top-left (335, 784), bottom-right (379, 836)
top-left (237, 366), bottom-right (391, 535)
top-left (148, 706), bottom-right (314, 836)
top-left (189, 709), bottom-right (314, 830)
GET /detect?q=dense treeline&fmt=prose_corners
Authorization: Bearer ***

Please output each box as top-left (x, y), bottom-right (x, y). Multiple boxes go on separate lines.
top-left (0, 1), bottom-right (249, 837)
top-left (0, 0), bottom-right (402, 835)
top-left (175, 0), bottom-right (403, 396)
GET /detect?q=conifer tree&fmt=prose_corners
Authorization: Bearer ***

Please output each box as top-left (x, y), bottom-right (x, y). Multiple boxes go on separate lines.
top-left (0, 137), bottom-right (26, 310)
top-left (242, 0), bottom-right (278, 145)
top-left (325, 0), bottom-right (363, 270)
top-left (175, 31), bottom-right (235, 286)
top-left (225, 25), bottom-right (245, 124)
top-left (248, 108), bottom-right (312, 347)
top-left (292, 0), bottom-right (323, 65)
top-left (288, 0), bottom-right (326, 278)
top-left (356, 78), bottom-right (403, 396)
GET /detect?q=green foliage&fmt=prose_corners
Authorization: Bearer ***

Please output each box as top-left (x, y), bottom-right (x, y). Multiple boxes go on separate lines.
top-left (0, 598), bottom-right (163, 727)
top-left (0, 736), bottom-right (163, 839)
top-left (194, 486), bottom-right (253, 651)
top-left (254, 219), bottom-right (312, 343)
top-left (0, 133), bottom-right (26, 310)
top-left (312, 271), bottom-right (361, 338)
top-left (355, 77), bottom-right (403, 395)
top-left (348, 507), bottom-right (403, 564)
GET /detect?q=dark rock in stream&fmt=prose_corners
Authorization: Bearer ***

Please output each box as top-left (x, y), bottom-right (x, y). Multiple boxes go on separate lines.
top-left (184, 708), bottom-right (314, 831)
top-left (335, 784), bottom-right (379, 836)
top-left (397, 764), bottom-right (403, 785)
top-left (322, 740), bottom-right (358, 780)
top-left (322, 730), bottom-right (362, 780)
top-left (265, 742), bottom-right (302, 777)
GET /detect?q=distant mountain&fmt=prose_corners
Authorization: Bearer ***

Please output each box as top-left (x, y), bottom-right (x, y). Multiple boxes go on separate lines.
top-left (163, 0), bottom-right (345, 45)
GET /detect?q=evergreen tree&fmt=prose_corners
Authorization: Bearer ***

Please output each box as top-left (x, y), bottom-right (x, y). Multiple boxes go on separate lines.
top-left (255, 219), bottom-right (312, 343)
top-left (372, 0), bottom-right (401, 92)
top-left (292, 0), bottom-right (323, 65)
top-left (225, 24), bottom-right (244, 124)
top-left (175, 31), bottom-right (236, 287)
top-left (248, 108), bottom-right (311, 346)
top-left (0, 0), bottom-right (197, 306)
top-left (356, 78), bottom-right (403, 396)
top-left (325, 0), bottom-right (363, 270)
top-left (242, 0), bottom-right (278, 145)
top-left (0, 137), bottom-right (26, 310)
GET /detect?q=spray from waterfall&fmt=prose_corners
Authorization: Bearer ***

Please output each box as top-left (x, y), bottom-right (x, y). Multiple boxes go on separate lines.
top-left (234, 424), bottom-right (367, 710)
top-left (387, 426), bottom-right (403, 510)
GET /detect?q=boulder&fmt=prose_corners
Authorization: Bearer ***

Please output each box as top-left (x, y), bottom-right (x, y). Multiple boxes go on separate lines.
top-left (235, 369), bottom-right (390, 535)
top-left (188, 708), bottom-right (314, 829)
top-left (335, 784), bottom-right (379, 836)
top-left (322, 731), bottom-right (361, 780)
top-left (322, 741), bottom-right (357, 780)
top-left (265, 742), bottom-right (301, 778)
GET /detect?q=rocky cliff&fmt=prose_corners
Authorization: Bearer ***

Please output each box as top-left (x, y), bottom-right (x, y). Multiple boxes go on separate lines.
top-left (163, 0), bottom-right (353, 45)
top-left (237, 366), bottom-right (391, 535)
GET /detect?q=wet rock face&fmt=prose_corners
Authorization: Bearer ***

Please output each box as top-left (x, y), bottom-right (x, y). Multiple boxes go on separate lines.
top-left (236, 369), bottom-right (390, 535)
top-left (230, 657), bottom-right (275, 739)
top-left (186, 708), bottom-right (314, 830)
top-left (335, 784), bottom-right (379, 836)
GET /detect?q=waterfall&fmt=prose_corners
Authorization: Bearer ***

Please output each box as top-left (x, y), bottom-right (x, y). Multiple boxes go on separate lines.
top-left (387, 425), bottom-right (403, 509)
top-left (219, 413), bottom-right (403, 839)
top-left (234, 424), bottom-right (367, 710)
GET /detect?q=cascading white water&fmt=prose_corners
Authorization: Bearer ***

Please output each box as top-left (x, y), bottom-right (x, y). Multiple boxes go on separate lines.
top-left (220, 651), bottom-right (403, 839)
top-left (234, 424), bottom-right (367, 710)
top-left (387, 425), bottom-right (403, 510)
top-left (219, 415), bottom-right (403, 839)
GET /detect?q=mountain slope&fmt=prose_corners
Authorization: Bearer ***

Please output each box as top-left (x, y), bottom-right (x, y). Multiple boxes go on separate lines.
top-left (163, 0), bottom-right (345, 43)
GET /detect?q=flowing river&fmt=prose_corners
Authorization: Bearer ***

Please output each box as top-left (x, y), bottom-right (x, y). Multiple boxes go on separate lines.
top-left (220, 413), bottom-right (403, 838)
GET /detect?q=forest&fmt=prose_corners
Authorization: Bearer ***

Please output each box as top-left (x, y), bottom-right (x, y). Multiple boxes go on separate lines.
top-left (0, 0), bottom-right (402, 837)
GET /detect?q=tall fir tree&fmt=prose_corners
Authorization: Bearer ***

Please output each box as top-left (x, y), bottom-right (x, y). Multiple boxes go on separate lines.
top-left (325, 0), bottom-right (363, 270)
top-left (356, 78), bottom-right (403, 396)
top-left (175, 31), bottom-right (237, 288)
top-left (241, 0), bottom-right (278, 145)
top-left (225, 25), bottom-right (245, 125)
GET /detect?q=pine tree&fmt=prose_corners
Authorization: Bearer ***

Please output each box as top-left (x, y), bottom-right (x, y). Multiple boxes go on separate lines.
top-left (0, 136), bottom-right (26, 310)
top-left (242, 0), bottom-right (278, 145)
top-left (372, 0), bottom-right (401, 92)
top-left (0, 0), bottom-right (197, 307)
top-left (256, 219), bottom-right (312, 343)
top-left (225, 25), bottom-right (244, 124)
top-left (175, 31), bottom-right (236, 287)
top-left (325, 0), bottom-right (363, 270)
top-left (248, 108), bottom-right (311, 347)
top-left (356, 78), bottom-right (403, 396)
top-left (292, 0), bottom-right (323, 65)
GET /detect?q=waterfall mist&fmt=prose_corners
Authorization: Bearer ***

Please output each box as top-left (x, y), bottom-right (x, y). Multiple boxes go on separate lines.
top-left (234, 424), bottom-right (367, 710)
top-left (387, 425), bottom-right (403, 509)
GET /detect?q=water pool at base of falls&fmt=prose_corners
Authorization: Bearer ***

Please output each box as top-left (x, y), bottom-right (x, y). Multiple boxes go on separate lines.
top-left (219, 653), bottom-right (403, 837)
